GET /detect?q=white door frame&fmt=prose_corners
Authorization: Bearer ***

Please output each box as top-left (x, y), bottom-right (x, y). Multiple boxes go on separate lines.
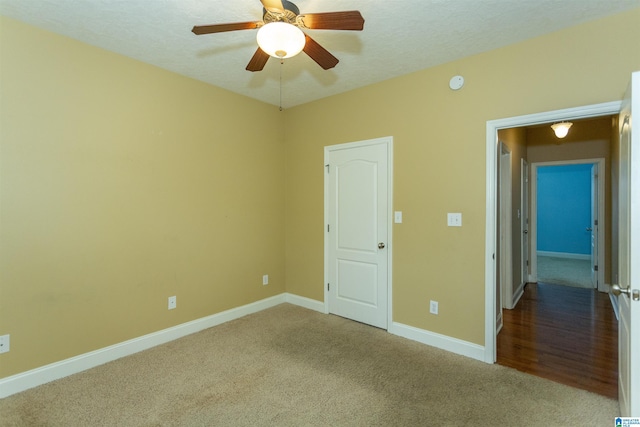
top-left (499, 143), bottom-right (514, 309)
top-left (529, 158), bottom-right (606, 291)
top-left (484, 101), bottom-right (621, 363)
top-left (323, 136), bottom-right (394, 329)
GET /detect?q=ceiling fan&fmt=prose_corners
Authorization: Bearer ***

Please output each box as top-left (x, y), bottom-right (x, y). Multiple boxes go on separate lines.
top-left (191, 0), bottom-right (364, 72)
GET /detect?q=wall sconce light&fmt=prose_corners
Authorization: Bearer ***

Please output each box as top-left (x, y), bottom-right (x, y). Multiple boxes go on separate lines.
top-left (551, 122), bottom-right (573, 138)
top-left (257, 22), bottom-right (305, 59)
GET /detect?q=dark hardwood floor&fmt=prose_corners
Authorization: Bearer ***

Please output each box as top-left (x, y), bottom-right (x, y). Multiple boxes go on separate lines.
top-left (497, 282), bottom-right (618, 399)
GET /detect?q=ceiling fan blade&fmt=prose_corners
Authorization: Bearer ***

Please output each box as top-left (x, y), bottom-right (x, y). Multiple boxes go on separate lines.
top-left (299, 11), bottom-right (364, 31)
top-left (303, 35), bottom-right (339, 70)
top-left (246, 48), bottom-right (270, 72)
top-left (260, 0), bottom-right (285, 14)
top-left (192, 22), bottom-right (261, 35)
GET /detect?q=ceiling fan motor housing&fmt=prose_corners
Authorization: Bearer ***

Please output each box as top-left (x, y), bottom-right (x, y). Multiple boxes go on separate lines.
top-left (263, 0), bottom-right (300, 24)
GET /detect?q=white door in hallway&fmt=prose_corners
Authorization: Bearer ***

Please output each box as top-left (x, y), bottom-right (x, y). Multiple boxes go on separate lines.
top-left (590, 163), bottom-right (599, 289)
top-left (325, 137), bottom-right (391, 329)
top-left (615, 71), bottom-right (640, 417)
top-left (521, 159), bottom-right (530, 286)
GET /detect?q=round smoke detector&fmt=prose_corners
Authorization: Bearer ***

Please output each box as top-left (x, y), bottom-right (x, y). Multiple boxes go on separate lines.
top-left (449, 75), bottom-right (464, 90)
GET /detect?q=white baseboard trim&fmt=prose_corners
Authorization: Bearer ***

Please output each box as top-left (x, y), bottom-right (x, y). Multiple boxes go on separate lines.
top-left (284, 293), bottom-right (324, 313)
top-left (389, 322), bottom-right (485, 362)
top-left (512, 282), bottom-right (525, 308)
top-left (1, 293), bottom-right (485, 398)
top-left (0, 293), bottom-right (289, 399)
top-left (598, 282), bottom-right (610, 294)
top-left (610, 291), bottom-right (620, 321)
top-left (537, 251), bottom-right (590, 261)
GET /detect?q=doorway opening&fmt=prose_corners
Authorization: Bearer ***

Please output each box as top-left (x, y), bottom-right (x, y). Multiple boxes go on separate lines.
top-left (485, 101), bottom-right (621, 395)
top-left (531, 159), bottom-right (606, 291)
top-left (484, 101), bottom-right (621, 364)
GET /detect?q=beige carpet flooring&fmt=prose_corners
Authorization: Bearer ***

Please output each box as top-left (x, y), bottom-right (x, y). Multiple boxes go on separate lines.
top-left (537, 255), bottom-right (593, 288)
top-left (0, 304), bottom-right (618, 426)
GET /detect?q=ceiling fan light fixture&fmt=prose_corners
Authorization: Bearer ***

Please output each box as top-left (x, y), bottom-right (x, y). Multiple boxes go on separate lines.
top-left (551, 121), bottom-right (573, 138)
top-left (256, 22), bottom-right (305, 59)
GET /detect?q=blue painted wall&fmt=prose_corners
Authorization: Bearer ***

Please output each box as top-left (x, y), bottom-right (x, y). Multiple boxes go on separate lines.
top-left (537, 164), bottom-right (592, 255)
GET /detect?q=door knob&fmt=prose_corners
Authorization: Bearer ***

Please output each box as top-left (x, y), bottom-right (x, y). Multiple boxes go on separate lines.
top-left (523, 230), bottom-right (528, 234)
top-left (613, 284), bottom-right (640, 301)
top-left (378, 242), bottom-right (385, 249)
top-left (586, 227), bottom-right (593, 232)
top-left (612, 284), bottom-right (631, 297)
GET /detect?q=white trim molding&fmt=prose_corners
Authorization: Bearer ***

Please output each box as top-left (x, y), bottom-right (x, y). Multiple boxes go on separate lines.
top-left (0, 294), bottom-right (305, 399)
top-left (390, 322), bottom-right (485, 362)
top-left (2, 291), bottom-right (490, 399)
top-left (537, 250), bottom-right (591, 261)
top-left (285, 293), bottom-right (325, 313)
top-left (512, 282), bottom-right (525, 308)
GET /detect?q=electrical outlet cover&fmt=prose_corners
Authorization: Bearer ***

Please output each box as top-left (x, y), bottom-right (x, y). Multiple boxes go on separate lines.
top-left (429, 301), bottom-right (439, 315)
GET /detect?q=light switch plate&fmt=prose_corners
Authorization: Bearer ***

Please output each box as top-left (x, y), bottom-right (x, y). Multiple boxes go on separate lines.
top-left (0, 334), bottom-right (10, 353)
top-left (447, 213), bottom-right (462, 227)
top-left (394, 211), bottom-right (403, 223)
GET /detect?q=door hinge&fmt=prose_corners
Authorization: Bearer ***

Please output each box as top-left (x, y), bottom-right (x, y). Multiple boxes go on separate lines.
top-left (594, 265), bottom-right (599, 271)
top-left (327, 224), bottom-right (330, 232)
top-left (594, 220), bottom-right (598, 226)
top-left (325, 164), bottom-right (330, 173)
top-left (327, 283), bottom-right (330, 291)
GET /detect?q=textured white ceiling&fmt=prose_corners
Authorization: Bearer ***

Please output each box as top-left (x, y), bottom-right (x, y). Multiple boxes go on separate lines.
top-left (1, 0), bottom-right (639, 108)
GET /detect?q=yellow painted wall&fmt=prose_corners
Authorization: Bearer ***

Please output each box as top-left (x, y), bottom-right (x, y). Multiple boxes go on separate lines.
top-left (284, 9), bottom-right (640, 345)
top-left (1, 8), bottom-right (639, 380)
top-left (0, 17), bottom-right (285, 377)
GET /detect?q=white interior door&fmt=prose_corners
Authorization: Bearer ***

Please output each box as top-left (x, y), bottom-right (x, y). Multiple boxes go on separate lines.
top-left (521, 159), bottom-right (530, 285)
top-left (499, 144), bottom-right (513, 309)
top-left (615, 71), bottom-right (640, 417)
top-left (325, 138), bottom-right (391, 329)
top-left (590, 163), bottom-right (599, 288)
